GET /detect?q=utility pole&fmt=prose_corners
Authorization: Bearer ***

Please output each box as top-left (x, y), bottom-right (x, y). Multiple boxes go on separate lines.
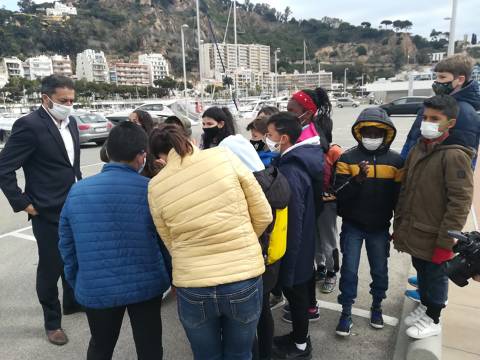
top-left (344, 67), bottom-right (349, 97)
top-left (196, 0), bottom-right (203, 104)
top-left (274, 48), bottom-right (280, 102)
top-left (303, 40), bottom-right (307, 74)
top-left (448, 0), bottom-right (458, 56)
top-left (181, 24), bottom-right (189, 118)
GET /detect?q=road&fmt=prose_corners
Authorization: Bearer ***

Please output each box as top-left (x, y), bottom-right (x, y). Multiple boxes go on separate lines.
top-left (0, 106), bottom-right (415, 360)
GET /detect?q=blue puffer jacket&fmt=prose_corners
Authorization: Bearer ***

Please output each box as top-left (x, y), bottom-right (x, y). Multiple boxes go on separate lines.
top-left (59, 163), bottom-right (171, 309)
top-left (401, 80), bottom-right (480, 167)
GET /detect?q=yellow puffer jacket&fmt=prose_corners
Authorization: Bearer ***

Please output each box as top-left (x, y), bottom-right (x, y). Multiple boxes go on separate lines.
top-left (148, 146), bottom-right (272, 288)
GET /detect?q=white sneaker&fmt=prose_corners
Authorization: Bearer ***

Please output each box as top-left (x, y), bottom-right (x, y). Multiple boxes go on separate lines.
top-left (404, 304), bottom-right (427, 327)
top-left (406, 314), bottom-right (441, 339)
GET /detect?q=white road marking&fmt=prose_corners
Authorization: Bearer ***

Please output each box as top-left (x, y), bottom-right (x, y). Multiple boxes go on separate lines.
top-left (317, 300), bottom-right (399, 327)
top-left (10, 232), bottom-right (36, 242)
top-left (0, 226), bottom-right (34, 239)
top-left (0, 161), bottom-right (105, 239)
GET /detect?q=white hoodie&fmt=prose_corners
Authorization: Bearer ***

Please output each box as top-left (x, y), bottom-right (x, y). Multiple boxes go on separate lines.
top-left (219, 135), bottom-right (265, 172)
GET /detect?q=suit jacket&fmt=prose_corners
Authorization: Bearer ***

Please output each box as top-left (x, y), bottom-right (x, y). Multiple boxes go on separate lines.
top-left (0, 106), bottom-right (81, 223)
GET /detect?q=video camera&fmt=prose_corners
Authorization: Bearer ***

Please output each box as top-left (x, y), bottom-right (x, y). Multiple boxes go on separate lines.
top-left (443, 231), bottom-right (480, 287)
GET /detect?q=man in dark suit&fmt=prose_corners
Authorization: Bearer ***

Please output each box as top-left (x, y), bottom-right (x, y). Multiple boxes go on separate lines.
top-left (0, 75), bottom-right (82, 345)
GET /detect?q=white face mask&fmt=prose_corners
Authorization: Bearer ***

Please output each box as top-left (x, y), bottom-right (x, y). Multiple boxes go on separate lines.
top-left (362, 137), bottom-right (383, 151)
top-left (47, 96), bottom-right (73, 121)
top-left (137, 155), bottom-right (146, 174)
top-left (265, 137), bottom-right (281, 153)
top-left (420, 121), bottom-right (442, 140)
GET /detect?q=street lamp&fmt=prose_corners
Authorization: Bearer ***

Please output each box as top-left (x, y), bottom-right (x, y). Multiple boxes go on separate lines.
top-left (274, 48), bottom-right (280, 103)
top-left (181, 24), bottom-right (189, 117)
top-left (447, 0), bottom-right (458, 56)
top-left (344, 67), bottom-right (349, 97)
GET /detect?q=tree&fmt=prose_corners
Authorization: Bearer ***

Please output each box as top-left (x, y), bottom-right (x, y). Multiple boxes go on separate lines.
top-left (430, 29), bottom-right (442, 41)
top-left (283, 6), bottom-right (292, 23)
top-left (380, 20), bottom-right (392, 29)
top-left (393, 20), bottom-right (403, 32)
top-left (17, 0), bottom-right (34, 13)
top-left (154, 77), bottom-right (176, 90)
top-left (403, 20), bottom-right (413, 31)
top-left (361, 22), bottom-right (371, 29)
top-left (356, 45), bottom-right (367, 56)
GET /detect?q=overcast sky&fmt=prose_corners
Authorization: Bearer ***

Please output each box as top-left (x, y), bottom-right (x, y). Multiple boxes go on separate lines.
top-left (2, 0), bottom-right (478, 40)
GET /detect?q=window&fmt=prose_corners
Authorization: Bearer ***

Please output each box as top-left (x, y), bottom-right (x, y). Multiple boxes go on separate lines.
top-left (76, 114), bottom-right (107, 124)
top-left (393, 98), bottom-right (407, 105)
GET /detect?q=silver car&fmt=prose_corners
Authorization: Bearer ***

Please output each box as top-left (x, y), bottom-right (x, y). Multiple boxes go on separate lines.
top-left (71, 113), bottom-right (113, 145)
top-left (336, 98), bottom-right (360, 108)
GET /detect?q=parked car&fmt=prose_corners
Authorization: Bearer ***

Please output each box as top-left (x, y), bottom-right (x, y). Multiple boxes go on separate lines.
top-left (71, 112), bottom-right (113, 145)
top-left (105, 110), bottom-right (132, 126)
top-left (380, 96), bottom-right (428, 116)
top-left (135, 101), bottom-right (176, 120)
top-left (336, 98), bottom-right (360, 108)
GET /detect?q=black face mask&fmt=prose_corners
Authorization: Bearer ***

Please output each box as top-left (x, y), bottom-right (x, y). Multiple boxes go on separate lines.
top-left (432, 81), bottom-right (455, 95)
top-left (203, 126), bottom-right (221, 142)
top-left (250, 139), bottom-right (266, 151)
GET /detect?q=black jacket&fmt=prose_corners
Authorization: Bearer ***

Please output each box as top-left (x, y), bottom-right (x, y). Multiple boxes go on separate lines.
top-left (254, 166), bottom-right (291, 293)
top-left (335, 108), bottom-right (404, 231)
top-left (0, 106), bottom-right (81, 223)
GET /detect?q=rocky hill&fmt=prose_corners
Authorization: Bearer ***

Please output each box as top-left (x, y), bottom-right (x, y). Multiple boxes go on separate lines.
top-left (0, 0), bottom-right (449, 81)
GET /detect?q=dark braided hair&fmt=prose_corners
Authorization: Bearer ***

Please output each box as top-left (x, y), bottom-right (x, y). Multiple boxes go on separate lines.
top-left (300, 87), bottom-right (333, 148)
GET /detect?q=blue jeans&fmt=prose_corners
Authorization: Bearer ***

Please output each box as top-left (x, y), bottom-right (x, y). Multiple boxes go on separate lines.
top-left (177, 277), bottom-right (263, 360)
top-left (338, 221), bottom-right (390, 314)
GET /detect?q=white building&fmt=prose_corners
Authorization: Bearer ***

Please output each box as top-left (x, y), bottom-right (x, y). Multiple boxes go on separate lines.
top-left (2, 57), bottom-right (24, 78)
top-left (46, 2), bottom-right (77, 17)
top-left (23, 55), bottom-right (53, 80)
top-left (365, 75), bottom-right (434, 103)
top-left (138, 53), bottom-right (170, 84)
top-left (51, 55), bottom-right (73, 77)
top-left (276, 71), bottom-right (333, 93)
top-left (0, 66), bottom-right (8, 88)
top-left (76, 49), bottom-right (109, 83)
top-left (109, 63), bottom-right (151, 87)
top-left (430, 52), bottom-right (446, 63)
top-left (200, 43), bottom-right (271, 80)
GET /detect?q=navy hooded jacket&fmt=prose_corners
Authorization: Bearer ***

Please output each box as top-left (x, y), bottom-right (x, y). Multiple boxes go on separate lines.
top-left (401, 80), bottom-right (480, 167)
top-left (59, 163), bottom-right (171, 309)
top-left (274, 140), bottom-right (324, 287)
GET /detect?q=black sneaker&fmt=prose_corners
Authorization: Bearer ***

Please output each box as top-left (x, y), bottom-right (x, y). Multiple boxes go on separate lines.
top-left (273, 332), bottom-right (294, 348)
top-left (272, 335), bottom-right (312, 359)
top-left (370, 307), bottom-right (384, 329)
top-left (315, 267), bottom-right (326, 282)
top-left (335, 314), bottom-right (353, 337)
top-left (281, 306), bottom-right (320, 323)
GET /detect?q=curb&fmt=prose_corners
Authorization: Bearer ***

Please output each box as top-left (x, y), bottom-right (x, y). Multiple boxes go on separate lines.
top-left (392, 280), bottom-right (442, 360)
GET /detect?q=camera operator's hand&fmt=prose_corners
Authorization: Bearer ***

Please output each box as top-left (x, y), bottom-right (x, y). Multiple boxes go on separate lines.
top-left (473, 275), bottom-right (480, 282)
top-left (432, 247), bottom-right (454, 265)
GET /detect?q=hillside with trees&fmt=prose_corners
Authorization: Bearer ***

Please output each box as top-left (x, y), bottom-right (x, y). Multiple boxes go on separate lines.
top-left (0, 0), bottom-right (465, 84)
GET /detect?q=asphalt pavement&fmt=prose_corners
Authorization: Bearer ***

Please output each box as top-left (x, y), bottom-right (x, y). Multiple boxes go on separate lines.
top-left (0, 105), bottom-right (416, 360)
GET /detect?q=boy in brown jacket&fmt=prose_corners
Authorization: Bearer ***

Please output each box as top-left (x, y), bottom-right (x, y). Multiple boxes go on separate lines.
top-left (394, 95), bottom-right (474, 339)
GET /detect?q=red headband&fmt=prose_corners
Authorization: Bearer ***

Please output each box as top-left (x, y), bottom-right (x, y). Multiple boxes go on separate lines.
top-left (291, 91), bottom-right (317, 114)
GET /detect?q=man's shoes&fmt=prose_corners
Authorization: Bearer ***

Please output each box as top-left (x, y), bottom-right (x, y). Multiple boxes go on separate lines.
top-left (406, 314), bottom-right (441, 339)
top-left (46, 329), bottom-right (69, 346)
top-left (408, 276), bottom-right (418, 288)
top-left (405, 289), bottom-right (421, 303)
top-left (63, 305), bottom-right (85, 315)
top-left (272, 334), bottom-right (312, 359)
top-left (315, 267), bottom-right (326, 282)
top-left (281, 306), bottom-right (320, 323)
top-left (370, 307), bottom-right (384, 329)
top-left (273, 332), bottom-right (294, 348)
top-left (404, 304), bottom-right (427, 327)
top-left (321, 274), bottom-right (337, 294)
top-left (270, 294), bottom-right (286, 310)
top-left (335, 314), bottom-right (353, 337)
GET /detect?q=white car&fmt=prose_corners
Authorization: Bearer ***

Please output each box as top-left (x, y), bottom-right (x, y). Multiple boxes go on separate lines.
top-left (336, 98), bottom-right (360, 108)
top-left (135, 101), bottom-right (175, 120)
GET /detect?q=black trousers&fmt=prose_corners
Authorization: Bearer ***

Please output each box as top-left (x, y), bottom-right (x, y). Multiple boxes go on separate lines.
top-left (85, 296), bottom-right (163, 360)
top-left (31, 216), bottom-right (76, 331)
top-left (253, 292), bottom-right (274, 360)
top-left (282, 280), bottom-right (311, 344)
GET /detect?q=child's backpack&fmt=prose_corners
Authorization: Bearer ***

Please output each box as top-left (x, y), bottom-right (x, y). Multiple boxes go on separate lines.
top-left (253, 166), bottom-right (291, 265)
top-left (323, 144), bottom-right (343, 197)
